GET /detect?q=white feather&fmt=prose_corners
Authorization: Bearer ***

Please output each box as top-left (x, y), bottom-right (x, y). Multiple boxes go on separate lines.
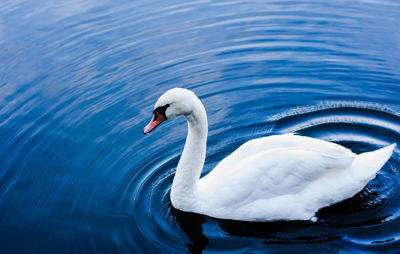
top-left (147, 88), bottom-right (396, 221)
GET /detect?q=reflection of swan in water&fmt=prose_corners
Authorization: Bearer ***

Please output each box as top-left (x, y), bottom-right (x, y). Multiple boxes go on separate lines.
top-left (170, 206), bottom-right (208, 254)
top-left (144, 88), bottom-right (396, 222)
top-left (170, 203), bottom-right (342, 253)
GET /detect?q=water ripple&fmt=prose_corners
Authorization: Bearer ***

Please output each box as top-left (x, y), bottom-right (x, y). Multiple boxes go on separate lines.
top-left (1, 0), bottom-right (400, 253)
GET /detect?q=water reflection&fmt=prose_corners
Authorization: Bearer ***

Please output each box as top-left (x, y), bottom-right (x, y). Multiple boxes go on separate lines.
top-left (170, 206), bottom-right (209, 253)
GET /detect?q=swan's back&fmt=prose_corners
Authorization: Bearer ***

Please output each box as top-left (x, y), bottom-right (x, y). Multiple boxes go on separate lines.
top-left (199, 134), bottom-right (355, 187)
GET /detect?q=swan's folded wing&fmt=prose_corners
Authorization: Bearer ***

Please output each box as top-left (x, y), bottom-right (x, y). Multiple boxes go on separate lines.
top-left (198, 146), bottom-right (356, 208)
top-left (214, 133), bottom-right (355, 173)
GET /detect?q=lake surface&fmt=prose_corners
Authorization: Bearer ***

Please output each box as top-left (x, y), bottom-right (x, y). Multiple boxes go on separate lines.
top-left (1, 0), bottom-right (400, 253)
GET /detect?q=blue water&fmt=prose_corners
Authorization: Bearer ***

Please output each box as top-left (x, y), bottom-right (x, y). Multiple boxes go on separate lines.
top-left (1, 0), bottom-right (400, 253)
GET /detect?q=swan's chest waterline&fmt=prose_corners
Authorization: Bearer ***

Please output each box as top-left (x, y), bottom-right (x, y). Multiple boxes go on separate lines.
top-left (170, 107), bottom-right (208, 211)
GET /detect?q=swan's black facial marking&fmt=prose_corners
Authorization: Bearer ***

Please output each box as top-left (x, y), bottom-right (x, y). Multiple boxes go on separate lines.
top-left (153, 104), bottom-right (170, 120)
top-left (143, 104), bottom-right (170, 135)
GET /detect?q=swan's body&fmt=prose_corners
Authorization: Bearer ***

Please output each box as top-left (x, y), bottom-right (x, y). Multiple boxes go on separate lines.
top-left (143, 88), bottom-right (396, 222)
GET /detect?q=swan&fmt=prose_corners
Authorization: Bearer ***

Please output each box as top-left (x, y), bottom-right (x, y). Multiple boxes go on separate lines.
top-left (143, 88), bottom-right (396, 222)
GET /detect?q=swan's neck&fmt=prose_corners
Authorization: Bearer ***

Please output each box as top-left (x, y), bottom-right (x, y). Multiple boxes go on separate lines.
top-left (171, 100), bottom-right (207, 210)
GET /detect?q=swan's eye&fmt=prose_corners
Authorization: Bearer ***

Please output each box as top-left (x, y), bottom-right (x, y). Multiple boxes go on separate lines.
top-left (153, 104), bottom-right (170, 119)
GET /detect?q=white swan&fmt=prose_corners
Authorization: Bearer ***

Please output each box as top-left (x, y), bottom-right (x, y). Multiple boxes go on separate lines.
top-left (143, 88), bottom-right (396, 222)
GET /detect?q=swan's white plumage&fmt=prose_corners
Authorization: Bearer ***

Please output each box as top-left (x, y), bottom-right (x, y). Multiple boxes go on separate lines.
top-left (145, 88), bottom-right (396, 222)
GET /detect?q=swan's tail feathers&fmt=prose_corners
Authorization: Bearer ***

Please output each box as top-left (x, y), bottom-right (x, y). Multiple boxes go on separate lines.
top-left (351, 143), bottom-right (396, 181)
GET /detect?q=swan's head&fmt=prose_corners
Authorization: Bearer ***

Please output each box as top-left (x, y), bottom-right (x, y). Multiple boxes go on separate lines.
top-left (143, 88), bottom-right (199, 134)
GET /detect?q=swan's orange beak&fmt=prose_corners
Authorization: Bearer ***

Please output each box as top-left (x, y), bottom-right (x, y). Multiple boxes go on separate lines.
top-left (143, 112), bottom-right (166, 134)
